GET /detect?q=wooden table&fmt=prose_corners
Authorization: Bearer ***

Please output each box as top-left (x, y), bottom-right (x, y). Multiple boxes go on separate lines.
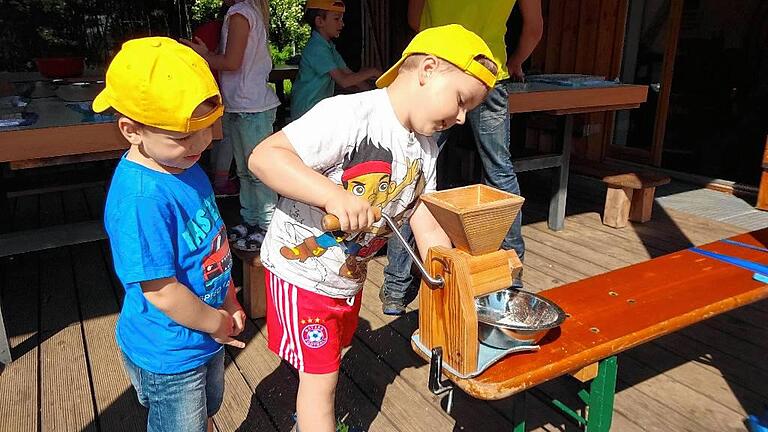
top-left (507, 83), bottom-right (648, 230)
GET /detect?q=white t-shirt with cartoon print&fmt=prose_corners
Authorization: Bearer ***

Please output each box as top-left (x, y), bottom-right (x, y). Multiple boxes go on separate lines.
top-left (260, 88), bottom-right (438, 298)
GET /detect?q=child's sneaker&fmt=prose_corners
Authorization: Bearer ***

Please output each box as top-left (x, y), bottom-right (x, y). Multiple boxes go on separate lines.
top-left (231, 226), bottom-right (266, 252)
top-left (227, 223), bottom-right (257, 242)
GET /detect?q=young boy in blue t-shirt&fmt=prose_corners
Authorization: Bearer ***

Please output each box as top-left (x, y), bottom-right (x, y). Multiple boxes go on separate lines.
top-left (290, 0), bottom-right (382, 119)
top-left (96, 37), bottom-right (246, 432)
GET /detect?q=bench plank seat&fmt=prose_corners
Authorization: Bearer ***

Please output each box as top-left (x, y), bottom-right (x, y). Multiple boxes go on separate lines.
top-left (450, 228), bottom-right (768, 400)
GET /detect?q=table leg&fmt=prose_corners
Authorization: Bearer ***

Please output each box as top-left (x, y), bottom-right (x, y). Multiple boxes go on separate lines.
top-left (548, 115), bottom-right (573, 231)
top-left (0, 294), bottom-right (10, 364)
top-left (585, 356), bottom-right (618, 432)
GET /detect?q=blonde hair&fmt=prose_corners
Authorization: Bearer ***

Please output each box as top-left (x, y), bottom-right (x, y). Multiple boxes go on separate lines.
top-left (245, 0), bottom-right (270, 34)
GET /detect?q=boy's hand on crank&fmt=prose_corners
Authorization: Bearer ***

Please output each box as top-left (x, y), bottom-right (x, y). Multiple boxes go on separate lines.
top-left (323, 188), bottom-right (376, 232)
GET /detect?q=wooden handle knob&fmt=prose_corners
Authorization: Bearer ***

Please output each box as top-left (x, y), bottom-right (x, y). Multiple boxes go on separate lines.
top-left (321, 207), bottom-right (382, 231)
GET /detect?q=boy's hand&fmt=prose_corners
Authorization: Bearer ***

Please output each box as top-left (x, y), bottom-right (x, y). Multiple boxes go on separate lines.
top-left (211, 309), bottom-right (246, 348)
top-left (230, 309), bottom-right (247, 337)
top-left (324, 188), bottom-right (376, 232)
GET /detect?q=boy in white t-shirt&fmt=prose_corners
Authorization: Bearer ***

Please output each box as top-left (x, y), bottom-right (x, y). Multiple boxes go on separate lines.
top-left (249, 25), bottom-right (499, 432)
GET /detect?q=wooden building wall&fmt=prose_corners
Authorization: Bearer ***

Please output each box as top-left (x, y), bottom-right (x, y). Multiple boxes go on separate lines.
top-left (528, 0), bottom-right (630, 162)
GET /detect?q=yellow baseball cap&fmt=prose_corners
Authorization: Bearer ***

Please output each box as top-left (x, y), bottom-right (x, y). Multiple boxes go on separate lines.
top-left (93, 36), bottom-right (223, 133)
top-left (306, 0), bottom-right (345, 12)
top-left (376, 24), bottom-right (499, 89)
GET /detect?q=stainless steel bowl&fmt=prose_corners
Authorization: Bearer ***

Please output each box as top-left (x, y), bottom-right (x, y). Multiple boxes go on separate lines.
top-left (475, 288), bottom-right (566, 349)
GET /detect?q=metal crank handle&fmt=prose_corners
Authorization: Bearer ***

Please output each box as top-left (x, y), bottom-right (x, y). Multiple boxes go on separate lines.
top-left (321, 209), bottom-right (444, 287)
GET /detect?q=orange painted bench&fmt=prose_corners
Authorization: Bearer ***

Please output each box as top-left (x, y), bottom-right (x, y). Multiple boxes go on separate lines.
top-left (429, 229), bottom-right (768, 431)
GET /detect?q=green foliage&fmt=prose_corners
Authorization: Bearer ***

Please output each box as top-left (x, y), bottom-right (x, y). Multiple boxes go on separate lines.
top-left (191, 0), bottom-right (223, 25)
top-left (269, 0), bottom-right (310, 53)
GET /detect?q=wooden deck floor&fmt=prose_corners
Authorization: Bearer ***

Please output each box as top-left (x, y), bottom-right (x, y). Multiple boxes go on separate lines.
top-left (1, 174), bottom-right (766, 432)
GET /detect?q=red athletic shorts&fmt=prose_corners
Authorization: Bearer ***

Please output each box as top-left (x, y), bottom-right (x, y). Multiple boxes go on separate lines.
top-left (264, 269), bottom-right (362, 374)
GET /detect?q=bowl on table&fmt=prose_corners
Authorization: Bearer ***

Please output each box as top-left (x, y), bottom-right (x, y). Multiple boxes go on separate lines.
top-left (35, 57), bottom-right (85, 79)
top-left (475, 288), bottom-right (566, 349)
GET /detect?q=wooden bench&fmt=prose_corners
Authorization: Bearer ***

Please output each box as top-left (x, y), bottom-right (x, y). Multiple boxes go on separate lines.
top-left (230, 249), bottom-right (266, 319)
top-left (602, 172), bottom-right (670, 228)
top-left (430, 228), bottom-right (768, 431)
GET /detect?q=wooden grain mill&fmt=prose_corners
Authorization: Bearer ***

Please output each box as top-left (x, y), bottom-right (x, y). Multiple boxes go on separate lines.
top-left (416, 184), bottom-right (525, 377)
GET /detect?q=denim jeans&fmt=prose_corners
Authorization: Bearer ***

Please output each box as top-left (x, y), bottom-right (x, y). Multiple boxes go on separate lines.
top-left (382, 81), bottom-right (525, 301)
top-left (224, 109), bottom-right (278, 229)
top-left (121, 349), bottom-right (225, 432)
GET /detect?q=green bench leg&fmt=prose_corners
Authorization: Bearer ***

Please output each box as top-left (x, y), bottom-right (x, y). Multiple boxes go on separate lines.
top-left (586, 356), bottom-right (618, 432)
top-left (545, 356), bottom-right (618, 431)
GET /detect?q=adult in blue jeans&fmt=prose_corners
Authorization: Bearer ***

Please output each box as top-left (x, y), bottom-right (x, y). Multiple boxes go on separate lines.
top-left (380, 0), bottom-right (543, 315)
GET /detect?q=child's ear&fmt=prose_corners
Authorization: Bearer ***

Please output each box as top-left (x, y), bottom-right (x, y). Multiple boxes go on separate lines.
top-left (419, 55), bottom-right (439, 86)
top-left (118, 117), bottom-right (143, 146)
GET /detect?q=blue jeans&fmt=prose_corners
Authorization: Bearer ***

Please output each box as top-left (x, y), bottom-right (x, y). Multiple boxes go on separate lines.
top-left (383, 81), bottom-right (525, 301)
top-left (121, 349), bottom-right (225, 432)
top-left (224, 110), bottom-right (278, 229)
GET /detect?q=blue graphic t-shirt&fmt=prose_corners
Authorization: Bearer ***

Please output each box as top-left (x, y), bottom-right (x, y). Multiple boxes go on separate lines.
top-left (104, 156), bottom-right (232, 374)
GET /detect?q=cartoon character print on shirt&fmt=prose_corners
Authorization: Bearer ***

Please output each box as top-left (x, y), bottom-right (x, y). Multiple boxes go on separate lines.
top-left (279, 136), bottom-right (422, 281)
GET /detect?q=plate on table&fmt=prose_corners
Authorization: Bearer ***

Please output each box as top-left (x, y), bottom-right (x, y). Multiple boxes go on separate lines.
top-left (55, 81), bottom-right (105, 102)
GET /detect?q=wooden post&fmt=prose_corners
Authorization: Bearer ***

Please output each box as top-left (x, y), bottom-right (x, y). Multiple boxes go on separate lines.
top-left (232, 250), bottom-right (266, 319)
top-left (628, 186), bottom-right (655, 223)
top-left (603, 186), bottom-right (633, 228)
top-left (757, 136), bottom-right (768, 211)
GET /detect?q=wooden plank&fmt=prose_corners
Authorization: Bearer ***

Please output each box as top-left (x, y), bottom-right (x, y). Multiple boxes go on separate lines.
top-left (615, 354), bottom-right (750, 430)
top-left (507, 85), bottom-right (648, 114)
top-left (0, 122), bottom-right (125, 163)
top-left (0, 251), bottom-right (40, 432)
top-left (73, 186), bottom-right (148, 431)
top-left (622, 336), bottom-right (765, 415)
top-left (558, 0), bottom-right (581, 72)
top-left (213, 353), bottom-right (275, 432)
top-left (543, 0), bottom-right (564, 72)
top-left (651, 0), bottom-right (684, 166)
top-left (652, 329), bottom-right (768, 400)
top-left (38, 192), bottom-right (97, 432)
top-left (574, 0), bottom-right (600, 74)
top-left (69, 243), bottom-right (145, 432)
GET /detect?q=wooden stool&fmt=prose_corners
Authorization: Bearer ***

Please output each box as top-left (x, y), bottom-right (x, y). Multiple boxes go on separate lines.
top-left (231, 249), bottom-right (266, 319)
top-left (602, 173), bottom-right (670, 228)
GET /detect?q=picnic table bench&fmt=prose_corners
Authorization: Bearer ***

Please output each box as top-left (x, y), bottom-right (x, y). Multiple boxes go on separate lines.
top-left (420, 228), bottom-right (768, 431)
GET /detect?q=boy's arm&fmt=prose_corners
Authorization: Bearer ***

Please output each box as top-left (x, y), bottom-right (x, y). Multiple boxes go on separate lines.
top-left (141, 277), bottom-right (245, 348)
top-left (507, 0), bottom-right (544, 80)
top-left (409, 202), bottom-right (451, 262)
top-left (329, 67), bottom-right (381, 89)
top-left (407, 0), bottom-right (425, 32)
top-left (249, 131), bottom-right (377, 232)
top-left (182, 13), bottom-right (249, 71)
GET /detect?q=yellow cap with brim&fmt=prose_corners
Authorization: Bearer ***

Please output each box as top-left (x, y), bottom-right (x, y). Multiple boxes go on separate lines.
top-left (376, 24), bottom-right (499, 89)
top-left (306, 0), bottom-right (345, 12)
top-left (93, 36), bottom-right (223, 133)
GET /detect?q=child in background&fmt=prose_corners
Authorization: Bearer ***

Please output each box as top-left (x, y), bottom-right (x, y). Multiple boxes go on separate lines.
top-left (191, 5), bottom-right (240, 196)
top-left (249, 25), bottom-right (499, 432)
top-left (290, 0), bottom-right (382, 119)
top-left (96, 37), bottom-right (246, 432)
top-left (184, 0), bottom-right (280, 252)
